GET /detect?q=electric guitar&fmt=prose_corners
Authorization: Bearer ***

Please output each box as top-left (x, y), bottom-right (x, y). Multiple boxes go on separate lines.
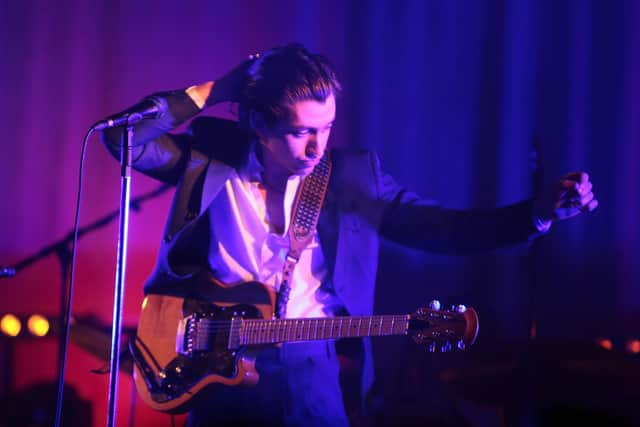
top-left (130, 280), bottom-right (479, 413)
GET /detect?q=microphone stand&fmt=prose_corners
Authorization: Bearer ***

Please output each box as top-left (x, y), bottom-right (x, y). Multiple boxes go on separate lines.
top-left (106, 125), bottom-right (134, 427)
top-left (1, 167), bottom-right (169, 425)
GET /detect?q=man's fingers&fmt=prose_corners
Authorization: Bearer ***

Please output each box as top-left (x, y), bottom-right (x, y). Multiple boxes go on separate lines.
top-left (580, 191), bottom-right (594, 206)
top-left (581, 198), bottom-right (599, 212)
top-left (563, 171), bottom-right (589, 183)
top-left (559, 179), bottom-right (580, 191)
top-left (558, 177), bottom-right (593, 201)
top-left (578, 181), bottom-right (592, 195)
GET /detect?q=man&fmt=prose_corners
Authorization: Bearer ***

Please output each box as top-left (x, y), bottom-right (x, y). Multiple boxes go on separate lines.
top-left (102, 44), bottom-right (597, 426)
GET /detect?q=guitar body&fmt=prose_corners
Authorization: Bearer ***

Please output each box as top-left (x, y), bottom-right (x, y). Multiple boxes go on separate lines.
top-left (131, 281), bottom-right (275, 413)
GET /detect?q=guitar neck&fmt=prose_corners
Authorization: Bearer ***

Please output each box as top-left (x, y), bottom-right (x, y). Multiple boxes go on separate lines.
top-left (236, 315), bottom-right (410, 346)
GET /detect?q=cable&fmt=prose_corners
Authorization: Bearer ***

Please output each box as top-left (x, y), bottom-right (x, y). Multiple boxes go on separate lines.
top-left (54, 127), bottom-right (94, 427)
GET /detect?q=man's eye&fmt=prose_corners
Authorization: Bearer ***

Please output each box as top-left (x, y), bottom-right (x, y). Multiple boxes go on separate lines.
top-left (290, 129), bottom-right (309, 137)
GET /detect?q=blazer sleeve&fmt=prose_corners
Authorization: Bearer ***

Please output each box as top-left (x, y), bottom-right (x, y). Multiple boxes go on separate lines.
top-left (372, 152), bottom-right (542, 254)
top-left (100, 90), bottom-right (202, 185)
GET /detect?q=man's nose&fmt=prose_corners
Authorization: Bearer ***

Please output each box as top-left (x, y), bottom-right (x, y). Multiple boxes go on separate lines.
top-left (305, 134), bottom-right (319, 159)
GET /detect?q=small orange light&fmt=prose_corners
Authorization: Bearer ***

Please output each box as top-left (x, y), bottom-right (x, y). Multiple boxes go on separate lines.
top-left (0, 314), bottom-right (22, 337)
top-left (626, 339), bottom-right (640, 354)
top-left (596, 338), bottom-right (613, 351)
top-left (141, 296), bottom-right (148, 311)
top-left (27, 314), bottom-right (49, 337)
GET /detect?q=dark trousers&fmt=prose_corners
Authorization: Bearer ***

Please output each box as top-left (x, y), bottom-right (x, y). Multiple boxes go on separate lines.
top-left (187, 341), bottom-right (350, 427)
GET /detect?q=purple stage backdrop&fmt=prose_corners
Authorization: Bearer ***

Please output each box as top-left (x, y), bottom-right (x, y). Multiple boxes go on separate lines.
top-left (0, 1), bottom-right (638, 426)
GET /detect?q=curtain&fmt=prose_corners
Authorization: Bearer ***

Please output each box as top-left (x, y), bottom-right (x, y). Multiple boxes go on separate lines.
top-left (1, 0), bottom-right (637, 425)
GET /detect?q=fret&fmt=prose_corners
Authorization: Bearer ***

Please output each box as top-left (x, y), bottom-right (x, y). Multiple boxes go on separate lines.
top-left (276, 320), bottom-right (281, 343)
top-left (321, 319), bottom-right (326, 340)
top-left (367, 317), bottom-right (372, 336)
top-left (262, 321), bottom-right (269, 343)
top-left (251, 321), bottom-right (257, 344)
top-left (339, 318), bottom-right (344, 339)
top-left (283, 319), bottom-right (291, 342)
top-left (269, 321), bottom-right (274, 344)
top-left (252, 321), bottom-right (258, 344)
top-left (239, 320), bottom-right (245, 345)
top-left (391, 317), bottom-right (395, 335)
top-left (357, 318), bottom-right (363, 337)
top-left (267, 320), bottom-right (273, 343)
top-left (378, 316), bottom-right (383, 336)
top-left (257, 321), bottom-right (263, 344)
top-left (263, 320), bottom-right (268, 343)
top-left (348, 318), bottom-right (353, 338)
top-left (247, 321), bottom-right (253, 345)
top-left (278, 319), bottom-right (286, 342)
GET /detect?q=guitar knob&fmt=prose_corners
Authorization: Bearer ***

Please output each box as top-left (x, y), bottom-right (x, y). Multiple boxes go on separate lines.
top-left (440, 341), bottom-right (452, 353)
top-left (456, 304), bottom-right (467, 313)
top-left (457, 339), bottom-right (466, 350)
top-left (428, 300), bottom-right (441, 311)
top-left (428, 342), bottom-right (437, 353)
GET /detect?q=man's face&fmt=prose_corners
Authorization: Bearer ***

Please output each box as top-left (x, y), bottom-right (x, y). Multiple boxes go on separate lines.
top-left (258, 93), bottom-right (336, 178)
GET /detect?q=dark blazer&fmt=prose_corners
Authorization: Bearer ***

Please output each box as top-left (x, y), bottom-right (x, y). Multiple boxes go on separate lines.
top-left (102, 89), bottom-right (540, 399)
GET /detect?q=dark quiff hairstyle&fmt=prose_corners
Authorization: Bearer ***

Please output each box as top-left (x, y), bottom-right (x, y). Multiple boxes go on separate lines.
top-left (239, 43), bottom-right (341, 131)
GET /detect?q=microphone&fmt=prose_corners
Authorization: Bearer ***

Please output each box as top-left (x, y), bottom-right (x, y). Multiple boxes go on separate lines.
top-left (0, 266), bottom-right (16, 278)
top-left (92, 98), bottom-right (164, 130)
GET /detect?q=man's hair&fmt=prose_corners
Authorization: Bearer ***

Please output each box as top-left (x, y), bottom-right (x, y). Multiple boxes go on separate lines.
top-left (240, 43), bottom-right (341, 131)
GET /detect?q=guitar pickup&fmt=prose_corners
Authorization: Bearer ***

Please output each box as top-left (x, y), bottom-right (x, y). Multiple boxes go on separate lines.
top-left (176, 314), bottom-right (197, 356)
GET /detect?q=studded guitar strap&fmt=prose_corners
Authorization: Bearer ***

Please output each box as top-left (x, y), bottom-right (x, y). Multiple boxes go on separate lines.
top-left (274, 152), bottom-right (332, 319)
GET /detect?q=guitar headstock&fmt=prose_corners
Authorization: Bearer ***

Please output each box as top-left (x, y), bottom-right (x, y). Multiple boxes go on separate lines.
top-left (409, 300), bottom-right (479, 352)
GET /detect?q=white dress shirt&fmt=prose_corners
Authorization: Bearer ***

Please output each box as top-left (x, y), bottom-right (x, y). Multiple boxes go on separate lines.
top-left (206, 148), bottom-right (334, 319)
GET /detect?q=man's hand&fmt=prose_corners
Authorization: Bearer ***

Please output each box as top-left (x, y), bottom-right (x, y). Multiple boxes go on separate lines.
top-left (187, 54), bottom-right (260, 108)
top-left (534, 172), bottom-right (598, 231)
top-left (209, 54), bottom-right (261, 105)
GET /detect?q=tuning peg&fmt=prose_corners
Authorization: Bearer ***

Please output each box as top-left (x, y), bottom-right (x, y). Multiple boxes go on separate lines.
top-left (457, 339), bottom-right (466, 350)
top-left (440, 341), bottom-right (452, 353)
top-left (428, 300), bottom-right (441, 311)
top-left (456, 304), bottom-right (467, 313)
top-left (428, 342), bottom-right (437, 352)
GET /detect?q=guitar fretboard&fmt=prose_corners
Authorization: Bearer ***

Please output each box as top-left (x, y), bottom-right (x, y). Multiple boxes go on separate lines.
top-left (238, 315), bottom-right (410, 345)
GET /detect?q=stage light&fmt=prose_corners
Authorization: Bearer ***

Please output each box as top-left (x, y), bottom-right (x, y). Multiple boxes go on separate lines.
top-left (595, 337), bottom-right (613, 351)
top-left (1, 314), bottom-right (22, 337)
top-left (626, 339), bottom-right (640, 354)
top-left (27, 314), bottom-right (50, 337)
